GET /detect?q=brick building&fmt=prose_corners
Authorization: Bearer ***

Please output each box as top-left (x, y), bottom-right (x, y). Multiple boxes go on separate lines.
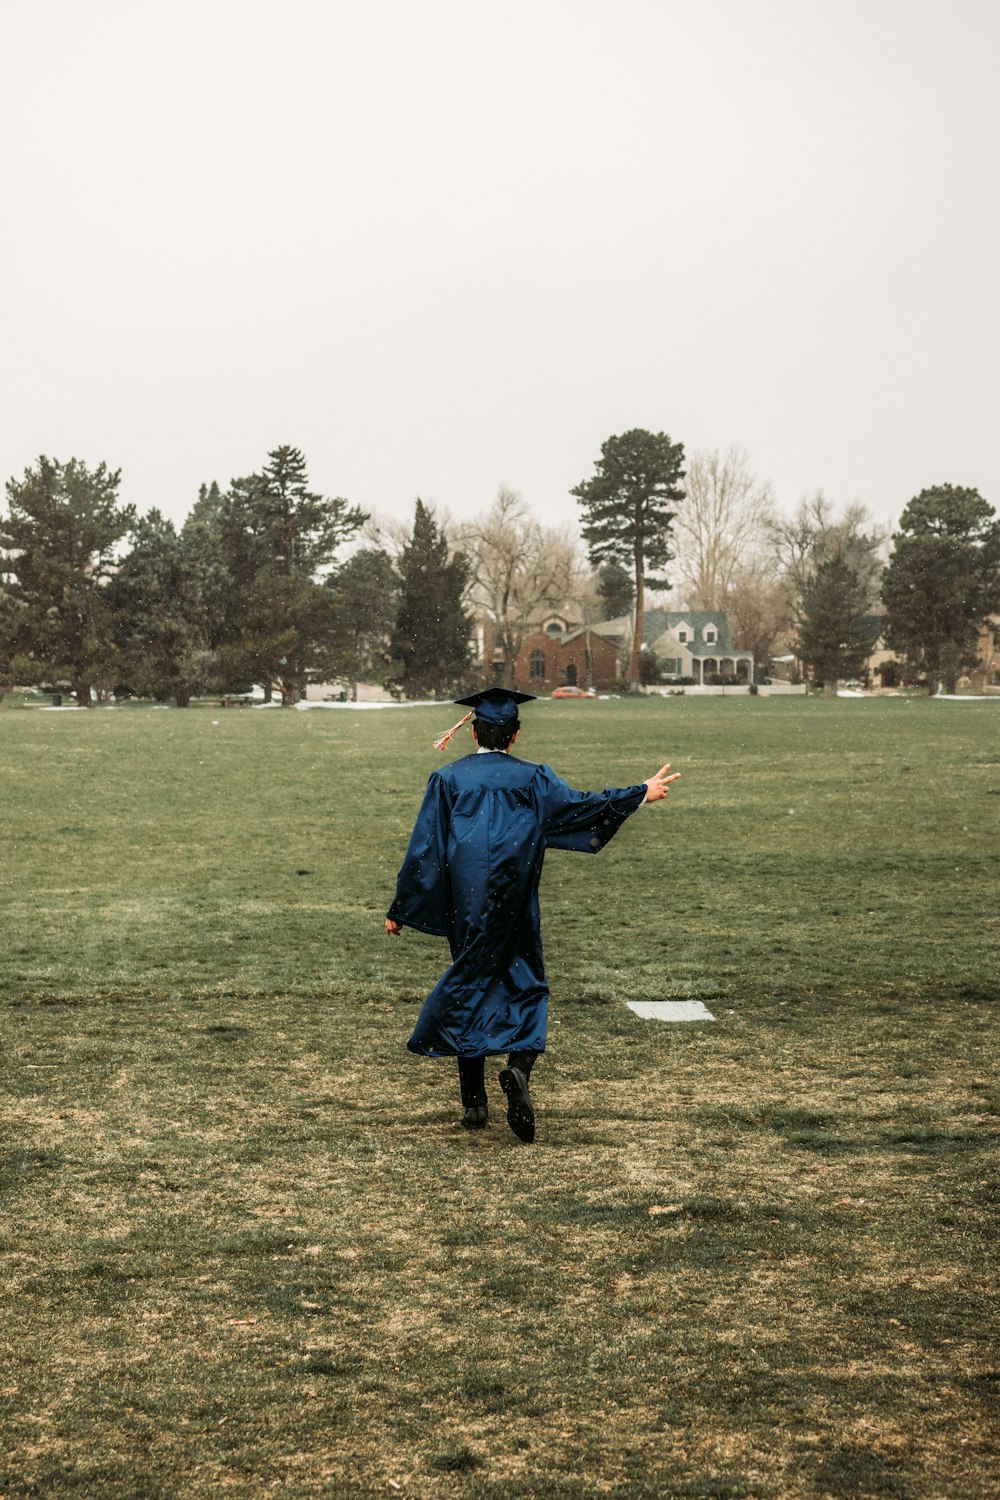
top-left (472, 607), bottom-right (753, 691)
top-left (510, 623), bottom-right (627, 692)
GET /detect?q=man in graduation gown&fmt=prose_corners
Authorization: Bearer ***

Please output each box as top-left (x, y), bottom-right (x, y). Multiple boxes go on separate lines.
top-left (385, 688), bottom-right (680, 1143)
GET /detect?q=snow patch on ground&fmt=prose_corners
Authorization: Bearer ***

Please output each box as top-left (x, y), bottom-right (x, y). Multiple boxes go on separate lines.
top-left (293, 699), bottom-right (440, 710)
top-left (627, 1000), bottom-right (716, 1022)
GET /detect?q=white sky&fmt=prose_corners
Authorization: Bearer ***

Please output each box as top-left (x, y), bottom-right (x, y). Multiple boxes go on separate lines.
top-left (2, 0), bottom-right (997, 541)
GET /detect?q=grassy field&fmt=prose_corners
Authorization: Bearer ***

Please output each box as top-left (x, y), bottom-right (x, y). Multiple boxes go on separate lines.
top-left (1, 696), bottom-right (998, 1499)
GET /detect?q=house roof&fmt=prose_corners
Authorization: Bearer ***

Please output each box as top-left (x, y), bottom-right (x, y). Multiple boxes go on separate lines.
top-left (562, 619), bottom-right (630, 646)
top-left (589, 608), bottom-right (745, 653)
top-left (650, 628), bottom-right (752, 660)
top-left (641, 609), bottom-right (735, 649)
top-left (581, 609), bottom-right (754, 660)
top-left (589, 615), bottom-right (632, 637)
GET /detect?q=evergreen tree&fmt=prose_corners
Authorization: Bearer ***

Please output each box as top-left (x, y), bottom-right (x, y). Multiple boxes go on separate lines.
top-left (326, 548), bottom-right (398, 688)
top-left (190, 479), bottom-right (224, 527)
top-left (571, 429), bottom-right (685, 686)
top-left (881, 484), bottom-right (999, 694)
top-left (795, 555), bottom-right (878, 693)
top-left (179, 482), bottom-right (231, 656)
top-left (219, 446), bottom-right (366, 588)
top-left (769, 493), bottom-right (886, 619)
top-left (391, 500), bottom-right (470, 697)
top-left (216, 446), bottom-right (367, 702)
top-left (109, 510), bottom-right (211, 706)
top-left (596, 561), bottom-right (635, 619)
top-left (215, 573), bottom-right (341, 705)
top-left (0, 456), bottom-right (134, 705)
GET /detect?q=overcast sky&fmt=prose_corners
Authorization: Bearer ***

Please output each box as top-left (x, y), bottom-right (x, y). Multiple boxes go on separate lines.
top-left (2, 0), bottom-right (997, 542)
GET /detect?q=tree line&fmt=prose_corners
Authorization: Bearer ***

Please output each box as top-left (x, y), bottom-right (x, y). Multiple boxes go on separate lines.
top-left (1, 435), bottom-right (997, 704)
top-left (0, 448), bottom-right (467, 706)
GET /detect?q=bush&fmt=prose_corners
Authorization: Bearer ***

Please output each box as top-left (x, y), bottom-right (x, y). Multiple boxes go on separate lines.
top-left (638, 648), bottom-right (660, 686)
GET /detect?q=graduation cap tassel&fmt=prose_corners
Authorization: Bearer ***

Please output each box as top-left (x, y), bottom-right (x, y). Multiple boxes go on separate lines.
top-left (432, 711), bottom-right (473, 752)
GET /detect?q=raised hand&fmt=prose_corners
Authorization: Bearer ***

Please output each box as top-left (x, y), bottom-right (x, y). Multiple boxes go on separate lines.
top-left (643, 762), bottom-right (681, 803)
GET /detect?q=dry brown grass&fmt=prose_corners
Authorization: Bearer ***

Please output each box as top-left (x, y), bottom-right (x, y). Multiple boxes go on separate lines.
top-left (2, 697), bottom-right (998, 1497)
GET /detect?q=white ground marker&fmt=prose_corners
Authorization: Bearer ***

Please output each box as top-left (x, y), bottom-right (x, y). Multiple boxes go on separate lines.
top-left (627, 1000), bottom-right (716, 1022)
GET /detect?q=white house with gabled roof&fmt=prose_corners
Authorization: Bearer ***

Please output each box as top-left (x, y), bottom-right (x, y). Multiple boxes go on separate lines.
top-left (598, 608), bottom-right (753, 684)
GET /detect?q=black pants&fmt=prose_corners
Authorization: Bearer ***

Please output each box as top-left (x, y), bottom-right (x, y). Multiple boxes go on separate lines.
top-left (457, 1052), bottom-right (537, 1108)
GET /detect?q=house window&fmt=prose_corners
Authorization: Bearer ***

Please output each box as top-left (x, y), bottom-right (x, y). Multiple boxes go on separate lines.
top-left (677, 631), bottom-right (687, 643)
top-left (705, 629), bottom-right (717, 644)
top-left (529, 650), bottom-right (547, 680)
top-left (565, 662), bottom-right (578, 685)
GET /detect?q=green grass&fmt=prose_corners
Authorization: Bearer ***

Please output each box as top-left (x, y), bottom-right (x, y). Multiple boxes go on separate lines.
top-left (1, 697), bottom-right (998, 1498)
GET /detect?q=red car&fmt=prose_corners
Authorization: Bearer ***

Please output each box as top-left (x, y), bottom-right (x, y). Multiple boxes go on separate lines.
top-left (550, 686), bottom-right (596, 699)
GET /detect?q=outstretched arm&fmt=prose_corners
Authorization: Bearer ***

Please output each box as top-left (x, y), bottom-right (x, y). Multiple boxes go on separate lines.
top-left (643, 762), bottom-right (681, 803)
top-left (539, 764), bottom-right (650, 853)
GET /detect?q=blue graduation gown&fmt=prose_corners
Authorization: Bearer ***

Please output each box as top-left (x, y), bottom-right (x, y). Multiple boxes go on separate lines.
top-left (387, 752), bottom-right (647, 1058)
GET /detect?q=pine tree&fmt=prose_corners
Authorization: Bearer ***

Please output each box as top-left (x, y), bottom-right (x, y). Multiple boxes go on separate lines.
top-left (180, 482), bottom-right (231, 656)
top-left (881, 485), bottom-right (999, 694)
top-left (0, 456), bottom-right (134, 705)
top-left (215, 446), bottom-right (368, 702)
top-left (109, 510), bottom-right (211, 707)
top-left (219, 446), bottom-right (366, 587)
top-left (391, 500), bottom-right (470, 697)
top-left (215, 573), bottom-right (340, 705)
top-left (795, 555), bottom-right (878, 693)
top-left (326, 548), bottom-right (399, 688)
top-left (596, 562), bottom-right (635, 620)
top-left (571, 429), bottom-right (685, 686)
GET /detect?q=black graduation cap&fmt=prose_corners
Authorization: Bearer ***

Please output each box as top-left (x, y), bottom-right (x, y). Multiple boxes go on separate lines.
top-left (455, 687), bottom-right (535, 726)
top-left (433, 688), bottom-right (535, 750)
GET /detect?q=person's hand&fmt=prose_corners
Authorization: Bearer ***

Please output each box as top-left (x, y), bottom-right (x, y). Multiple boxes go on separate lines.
top-left (385, 918), bottom-right (403, 937)
top-left (643, 762), bottom-right (681, 802)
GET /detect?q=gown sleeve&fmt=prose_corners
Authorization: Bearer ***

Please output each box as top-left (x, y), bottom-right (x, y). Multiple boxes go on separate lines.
top-left (535, 764), bottom-right (647, 854)
top-left (386, 771), bottom-right (453, 936)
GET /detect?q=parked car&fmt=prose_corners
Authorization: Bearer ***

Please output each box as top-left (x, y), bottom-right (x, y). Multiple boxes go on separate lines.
top-left (551, 686), bottom-right (596, 699)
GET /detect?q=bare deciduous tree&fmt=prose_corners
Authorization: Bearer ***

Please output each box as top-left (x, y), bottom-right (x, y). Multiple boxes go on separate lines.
top-left (768, 492), bottom-right (887, 607)
top-left (458, 486), bottom-right (584, 686)
top-left (721, 556), bottom-right (792, 673)
top-left (673, 447), bottom-right (774, 610)
top-left (362, 505), bottom-right (459, 560)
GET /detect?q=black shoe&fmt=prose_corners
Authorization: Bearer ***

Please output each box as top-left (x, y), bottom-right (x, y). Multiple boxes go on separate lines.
top-left (461, 1103), bottom-right (489, 1130)
top-left (499, 1066), bottom-right (535, 1144)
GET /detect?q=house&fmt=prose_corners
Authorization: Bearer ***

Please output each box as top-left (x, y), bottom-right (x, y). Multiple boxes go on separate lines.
top-left (977, 615), bottom-right (1000, 687)
top-left (865, 612), bottom-right (1000, 690)
top-left (511, 620), bottom-right (626, 692)
top-left (474, 609), bottom-right (577, 688)
top-left (472, 605), bottom-right (752, 691)
top-left (472, 605), bottom-right (623, 693)
top-left (555, 624), bottom-right (627, 690)
top-left (639, 609), bottom-right (754, 685)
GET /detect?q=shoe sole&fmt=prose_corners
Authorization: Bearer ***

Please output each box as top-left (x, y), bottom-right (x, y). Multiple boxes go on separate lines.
top-left (499, 1067), bottom-right (535, 1144)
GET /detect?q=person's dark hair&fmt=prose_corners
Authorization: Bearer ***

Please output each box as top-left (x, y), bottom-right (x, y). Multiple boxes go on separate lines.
top-left (474, 717), bottom-right (519, 751)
